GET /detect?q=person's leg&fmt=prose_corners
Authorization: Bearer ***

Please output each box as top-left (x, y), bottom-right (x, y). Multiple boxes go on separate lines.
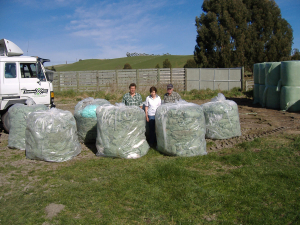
top-left (148, 116), bottom-right (155, 146)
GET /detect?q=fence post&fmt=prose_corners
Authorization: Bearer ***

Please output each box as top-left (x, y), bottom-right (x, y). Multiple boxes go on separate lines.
top-left (96, 71), bottom-right (100, 92)
top-left (115, 70), bottom-right (118, 88)
top-left (184, 68), bottom-right (187, 91)
top-left (241, 66), bottom-right (245, 91)
top-left (58, 72), bottom-right (61, 91)
top-left (136, 69), bottom-right (139, 90)
top-left (170, 68), bottom-right (173, 84)
top-left (157, 68), bottom-right (160, 84)
top-left (76, 72), bottom-right (79, 92)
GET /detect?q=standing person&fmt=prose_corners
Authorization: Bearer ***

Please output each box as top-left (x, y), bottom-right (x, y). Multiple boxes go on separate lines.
top-left (122, 83), bottom-right (143, 108)
top-left (164, 84), bottom-right (181, 103)
top-left (145, 86), bottom-right (161, 147)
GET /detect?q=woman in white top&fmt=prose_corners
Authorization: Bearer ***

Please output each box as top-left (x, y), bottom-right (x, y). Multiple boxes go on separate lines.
top-left (145, 86), bottom-right (161, 147)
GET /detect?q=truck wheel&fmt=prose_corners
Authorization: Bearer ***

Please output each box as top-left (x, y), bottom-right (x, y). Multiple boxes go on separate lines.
top-left (2, 110), bottom-right (10, 133)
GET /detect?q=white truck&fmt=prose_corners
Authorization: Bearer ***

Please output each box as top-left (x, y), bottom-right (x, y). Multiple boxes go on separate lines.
top-left (0, 38), bottom-right (55, 132)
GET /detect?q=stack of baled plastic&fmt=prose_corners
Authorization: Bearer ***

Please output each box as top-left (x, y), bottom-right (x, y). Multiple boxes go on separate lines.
top-left (25, 108), bottom-right (81, 162)
top-left (262, 62), bottom-right (281, 109)
top-left (258, 63), bottom-right (266, 105)
top-left (278, 61), bottom-right (300, 111)
top-left (253, 63), bottom-right (260, 104)
top-left (96, 103), bottom-right (149, 159)
top-left (155, 100), bottom-right (206, 157)
top-left (201, 93), bottom-right (241, 139)
top-left (8, 100), bottom-right (48, 150)
top-left (74, 97), bottom-right (110, 143)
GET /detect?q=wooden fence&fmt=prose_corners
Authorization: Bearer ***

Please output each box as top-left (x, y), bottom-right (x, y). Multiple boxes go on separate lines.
top-left (52, 68), bottom-right (185, 92)
top-left (52, 67), bottom-right (244, 92)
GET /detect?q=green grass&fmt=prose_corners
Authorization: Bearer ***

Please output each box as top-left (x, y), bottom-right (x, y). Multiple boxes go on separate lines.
top-left (0, 135), bottom-right (299, 224)
top-left (55, 87), bottom-right (250, 103)
top-left (48, 55), bottom-right (194, 71)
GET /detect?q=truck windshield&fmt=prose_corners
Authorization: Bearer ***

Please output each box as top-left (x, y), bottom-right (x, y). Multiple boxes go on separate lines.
top-left (20, 62), bottom-right (46, 81)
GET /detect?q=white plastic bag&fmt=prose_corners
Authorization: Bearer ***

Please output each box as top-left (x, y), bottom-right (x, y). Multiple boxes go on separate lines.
top-left (96, 103), bottom-right (149, 159)
top-left (25, 108), bottom-right (81, 162)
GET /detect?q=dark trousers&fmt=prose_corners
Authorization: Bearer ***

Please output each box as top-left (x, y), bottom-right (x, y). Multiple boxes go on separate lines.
top-left (148, 116), bottom-right (156, 146)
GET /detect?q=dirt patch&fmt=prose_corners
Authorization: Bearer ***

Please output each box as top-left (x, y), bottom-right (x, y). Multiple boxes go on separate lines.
top-left (45, 203), bottom-right (65, 219)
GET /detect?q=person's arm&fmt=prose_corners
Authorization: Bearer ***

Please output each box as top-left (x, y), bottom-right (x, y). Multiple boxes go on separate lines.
top-left (138, 94), bottom-right (143, 109)
top-left (145, 106), bottom-right (149, 122)
top-left (122, 94), bottom-right (126, 105)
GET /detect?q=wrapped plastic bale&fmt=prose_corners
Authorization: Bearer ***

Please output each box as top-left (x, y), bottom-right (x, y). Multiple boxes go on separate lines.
top-left (280, 86), bottom-right (300, 112)
top-left (253, 84), bottom-right (260, 104)
top-left (96, 103), bottom-right (149, 159)
top-left (201, 93), bottom-right (241, 140)
top-left (25, 108), bottom-right (81, 162)
top-left (259, 84), bottom-right (265, 106)
top-left (8, 103), bottom-right (48, 150)
top-left (155, 101), bottom-right (206, 157)
top-left (74, 97), bottom-right (111, 143)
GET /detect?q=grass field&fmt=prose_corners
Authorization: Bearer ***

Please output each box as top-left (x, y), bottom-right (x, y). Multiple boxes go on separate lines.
top-left (1, 134), bottom-right (299, 224)
top-left (48, 55), bottom-right (194, 71)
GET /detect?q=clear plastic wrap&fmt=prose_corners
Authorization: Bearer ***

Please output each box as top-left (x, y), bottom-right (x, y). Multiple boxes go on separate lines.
top-left (25, 108), bottom-right (81, 162)
top-left (74, 97), bottom-right (110, 143)
top-left (201, 93), bottom-right (241, 140)
top-left (155, 100), bottom-right (206, 157)
top-left (96, 103), bottom-right (149, 159)
top-left (7, 104), bottom-right (48, 150)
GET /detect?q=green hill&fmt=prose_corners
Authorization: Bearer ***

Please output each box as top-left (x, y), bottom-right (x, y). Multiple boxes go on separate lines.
top-left (49, 55), bottom-right (194, 71)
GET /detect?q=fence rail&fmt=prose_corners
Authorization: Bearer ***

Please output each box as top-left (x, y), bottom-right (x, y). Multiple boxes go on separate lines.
top-left (52, 67), bottom-right (243, 92)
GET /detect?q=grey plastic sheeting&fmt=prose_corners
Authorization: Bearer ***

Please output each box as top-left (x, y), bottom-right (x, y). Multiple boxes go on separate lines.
top-left (253, 84), bottom-right (260, 104)
top-left (201, 94), bottom-right (241, 140)
top-left (262, 86), bottom-right (280, 109)
top-left (280, 86), bottom-right (300, 111)
top-left (259, 63), bottom-right (266, 85)
top-left (74, 97), bottom-right (111, 144)
top-left (265, 62), bottom-right (281, 86)
top-left (281, 61), bottom-right (300, 86)
top-left (259, 84), bottom-right (265, 106)
top-left (8, 104), bottom-right (48, 150)
top-left (253, 63), bottom-right (260, 84)
top-left (96, 104), bottom-right (149, 159)
top-left (155, 101), bottom-right (207, 157)
top-left (25, 108), bottom-right (81, 162)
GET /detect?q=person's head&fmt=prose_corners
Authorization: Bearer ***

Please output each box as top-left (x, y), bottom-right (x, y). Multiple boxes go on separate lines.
top-left (149, 86), bottom-right (157, 98)
top-left (167, 84), bottom-right (173, 95)
top-left (129, 83), bottom-right (136, 94)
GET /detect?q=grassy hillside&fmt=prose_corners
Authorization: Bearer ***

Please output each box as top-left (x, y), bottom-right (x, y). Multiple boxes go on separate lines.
top-left (49, 55), bottom-right (194, 71)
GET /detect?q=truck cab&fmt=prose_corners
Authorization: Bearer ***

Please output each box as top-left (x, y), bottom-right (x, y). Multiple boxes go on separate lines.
top-left (0, 38), bottom-right (55, 132)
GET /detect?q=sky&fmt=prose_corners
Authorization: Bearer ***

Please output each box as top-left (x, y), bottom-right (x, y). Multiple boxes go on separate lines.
top-left (1, 0), bottom-right (300, 66)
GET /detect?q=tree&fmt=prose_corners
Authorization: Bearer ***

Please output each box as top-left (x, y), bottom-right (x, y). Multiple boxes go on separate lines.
top-left (163, 59), bottom-right (172, 68)
top-left (123, 63), bottom-right (132, 69)
top-left (194, 0), bottom-right (293, 70)
top-left (50, 66), bottom-right (56, 71)
top-left (155, 63), bottom-right (160, 68)
top-left (184, 59), bottom-right (197, 68)
top-left (291, 48), bottom-right (300, 60)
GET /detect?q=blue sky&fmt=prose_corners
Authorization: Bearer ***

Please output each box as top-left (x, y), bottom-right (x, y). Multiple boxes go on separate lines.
top-left (2, 0), bottom-right (300, 66)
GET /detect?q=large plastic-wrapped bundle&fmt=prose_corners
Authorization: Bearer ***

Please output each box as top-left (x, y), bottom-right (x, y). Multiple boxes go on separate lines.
top-left (74, 97), bottom-right (110, 143)
top-left (258, 63), bottom-right (266, 85)
top-left (259, 84), bottom-right (265, 106)
top-left (262, 62), bottom-right (281, 109)
top-left (96, 103), bottom-right (149, 159)
top-left (25, 108), bottom-right (81, 162)
top-left (155, 101), bottom-right (206, 157)
top-left (8, 103), bottom-right (48, 150)
top-left (201, 93), bottom-right (241, 140)
top-left (253, 84), bottom-right (260, 104)
top-left (280, 61), bottom-right (300, 86)
top-left (253, 63), bottom-right (260, 84)
top-left (263, 86), bottom-right (280, 109)
top-left (280, 86), bottom-right (300, 112)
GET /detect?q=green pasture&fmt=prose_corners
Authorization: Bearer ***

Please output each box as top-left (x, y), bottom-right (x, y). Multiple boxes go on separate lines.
top-left (0, 134), bottom-right (299, 224)
top-left (48, 55), bottom-right (194, 71)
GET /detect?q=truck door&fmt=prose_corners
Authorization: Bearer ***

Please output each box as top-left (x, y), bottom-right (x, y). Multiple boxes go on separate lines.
top-left (19, 62), bottom-right (51, 105)
top-left (1, 62), bottom-right (20, 98)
